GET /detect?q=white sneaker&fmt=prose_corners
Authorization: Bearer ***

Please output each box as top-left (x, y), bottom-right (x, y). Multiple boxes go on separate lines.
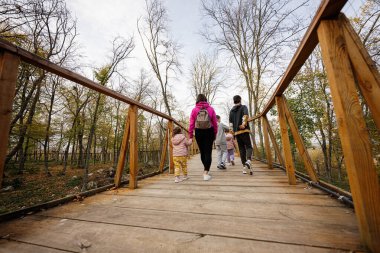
top-left (174, 176), bottom-right (180, 183)
top-left (242, 166), bottom-right (247, 174)
top-left (182, 176), bottom-right (189, 181)
top-left (203, 174), bottom-right (211, 181)
top-left (245, 160), bottom-right (253, 175)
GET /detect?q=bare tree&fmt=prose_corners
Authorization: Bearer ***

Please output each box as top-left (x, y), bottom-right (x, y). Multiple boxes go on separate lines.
top-left (3, 0), bottom-right (77, 172)
top-left (189, 52), bottom-right (224, 104)
top-left (82, 36), bottom-right (135, 191)
top-left (137, 0), bottom-right (181, 116)
top-left (202, 0), bottom-right (306, 148)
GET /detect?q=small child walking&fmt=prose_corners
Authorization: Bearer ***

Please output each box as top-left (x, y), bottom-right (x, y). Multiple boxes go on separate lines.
top-left (172, 127), bottom-right (192, 183)
top-left (215, 115), bottom-right (229, 170)
top-left (225, 129), bottom-right (236, 165)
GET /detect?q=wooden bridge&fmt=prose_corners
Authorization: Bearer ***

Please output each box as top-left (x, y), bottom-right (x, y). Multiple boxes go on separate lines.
top-left (0, 153), bottom-right (362, 252)
top-left (0, 0), bottom-right (379, 252)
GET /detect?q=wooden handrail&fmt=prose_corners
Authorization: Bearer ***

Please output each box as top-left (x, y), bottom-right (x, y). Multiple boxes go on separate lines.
top-left (249, 0), bottom-right (347, 122)
top-left (0, 38), bottom-right (187, 131)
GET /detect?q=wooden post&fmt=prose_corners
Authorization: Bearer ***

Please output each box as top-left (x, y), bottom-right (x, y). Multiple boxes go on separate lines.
top-left (114, 108), bottom-right (131, 187)
top-left (0, 51), bottom-right (20, 189)
top-left (340, 14), bottom-right (380, 130)
top-left (276, 96), bottom-right (296, 185)
top-left (282, 96), bottom-right (318, 182)
top-left (159, 127), bottom-right (168, 173)
top-left (168, 121), bottom-right (174, 174)
top-left (318, 19), bottom-right (380, 252)
top-left (261, 116), bottom-right (273, 169)
top-left (129, 105), bottom-right (138, 189)
top-left (265, 117), bottom-right (285, 167)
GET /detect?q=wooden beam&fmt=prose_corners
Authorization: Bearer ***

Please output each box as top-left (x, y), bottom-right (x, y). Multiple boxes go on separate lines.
top-left (0, 39), bottom-right (190, 133)
top-left (0, 50), bottom-right (20, 189)
top-left (318, 19), bottom-right (380, 252)
top-left (114, 109), bottom-right (131, 187)
top-left (282, 96), bottom-right (318, 182)
top-left (262, 116), bottom-right (273, 169)
top-left (246, 0), bottom-right (347, 122)
top-left (339, 14), bottom-right (380, 130)
top-left (129, 105), bottom-right (138, 189)
top-left (276, 96), bottom-right (297, 185)
top-left (264, 117), bottom-right (285, 167)
top-left (168, 120), bottom-right (174, 174)
top-left (159, 127), bottom-right (168, 173)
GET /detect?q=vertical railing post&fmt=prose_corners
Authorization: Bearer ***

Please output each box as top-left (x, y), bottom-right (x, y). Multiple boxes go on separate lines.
top-left (264, 117), bottom-right (285, 167)
top-left (0, 51), bottom-right (20, 189)
top-left (129, 104), bottom-right (138, 189)
top-left (262, 116), bottom-right (273, 169)
top-left (276, 96), bottom-right (297, 185)
top-left (318, 19), bottom-right (380, 252)
top-left (168, 120), bottom-right (174, 174)
top-left (114, 108), bottom-right (131, 187)
top-left (282, 96), bottom-right (318, 182)
top-left (159, 127), bottom-right (168, 173)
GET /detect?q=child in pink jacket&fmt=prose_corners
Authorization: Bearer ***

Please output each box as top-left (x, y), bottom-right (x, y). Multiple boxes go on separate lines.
top-left (172, 127), bottom-right (193, 183)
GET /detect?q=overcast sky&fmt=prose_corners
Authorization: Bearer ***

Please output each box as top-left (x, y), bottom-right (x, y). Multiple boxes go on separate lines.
top-left (65, 0), bottom-right (361, 121)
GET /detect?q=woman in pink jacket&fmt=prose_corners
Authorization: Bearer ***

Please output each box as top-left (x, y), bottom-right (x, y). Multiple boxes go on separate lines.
top-left (172, 127), bottom-right (192, 183)
top-left (188, 94), bottom-right (218, 181)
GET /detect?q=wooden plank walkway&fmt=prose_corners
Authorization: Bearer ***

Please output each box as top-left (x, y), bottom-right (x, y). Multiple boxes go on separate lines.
top-left (0, 153), bottom-right (363, 252)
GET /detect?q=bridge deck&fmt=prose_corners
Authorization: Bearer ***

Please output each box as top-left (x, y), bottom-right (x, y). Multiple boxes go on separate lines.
top-left (0, 153), bottom-right (363, 252)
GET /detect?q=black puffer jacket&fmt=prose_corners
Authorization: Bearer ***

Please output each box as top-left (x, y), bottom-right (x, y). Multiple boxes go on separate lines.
top-left (229, 104), bottom-right (250, 132)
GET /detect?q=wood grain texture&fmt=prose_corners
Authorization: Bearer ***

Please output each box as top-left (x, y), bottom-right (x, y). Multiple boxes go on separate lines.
top-left (276, 96), bottom-right (297, 185)
top-left (318, 19), bottom-right (380, 252)
top-left (0, 153), bottom-right (361, 253)
top-left (159, 127), bottom-right (168, 173)
top-left (129, 105), bottom-right (138, 189)
top-left (262, 116), bottom-right (273, 169)
top-left (168, 120), bottom-right (174, 174)
top-left (339, 14), bottom-right (380, 130)
top-left (114, 108), bottom-right (131, 187)
top-left (0, 51), bottom-right (20, 189)
top-left (282, 96), bottom-right (318, 182)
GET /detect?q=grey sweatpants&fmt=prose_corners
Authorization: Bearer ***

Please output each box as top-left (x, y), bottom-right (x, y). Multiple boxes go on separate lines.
top-left (216, 144), bottom-right (227, 166)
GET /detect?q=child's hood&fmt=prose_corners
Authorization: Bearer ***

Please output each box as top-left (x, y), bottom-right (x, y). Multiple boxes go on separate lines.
top-left (172, 133), bottom-right (186, 145)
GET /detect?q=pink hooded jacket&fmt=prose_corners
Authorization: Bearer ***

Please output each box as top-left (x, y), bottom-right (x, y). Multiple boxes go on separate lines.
top-left (172, 133), bottom-right (193, 157)
top-left (188, 101), bottom-right (218, 139)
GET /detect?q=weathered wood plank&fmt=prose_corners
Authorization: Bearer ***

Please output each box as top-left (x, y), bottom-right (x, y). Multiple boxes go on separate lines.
top-left (318, 19), bottom-right (380, 252)
top-left (35, 203), bottom-right (359, 250)
top-left (114, 108), bottom-right (131, 187)
top-left (276, 96), bottom-right (296, 185)
top-left (0, 50), bottom-right (20, 189)
top-left (129, 105), bottom-right (138, 189)
top-left (0, 216), bottom-right (349, 253)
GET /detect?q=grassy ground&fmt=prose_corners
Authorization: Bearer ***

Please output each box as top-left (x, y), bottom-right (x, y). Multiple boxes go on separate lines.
top-left (0, 162), bottom-right (158, 215)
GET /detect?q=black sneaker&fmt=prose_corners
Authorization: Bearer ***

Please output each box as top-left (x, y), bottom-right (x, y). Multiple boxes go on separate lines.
top-left (245, 160), bottom-right (253, 175)
top-left (220, 163), bottom-right (226, 170)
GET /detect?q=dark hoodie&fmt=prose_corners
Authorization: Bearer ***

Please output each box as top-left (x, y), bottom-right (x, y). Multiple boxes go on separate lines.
top-left (229, 104), bottom-right (250, 135)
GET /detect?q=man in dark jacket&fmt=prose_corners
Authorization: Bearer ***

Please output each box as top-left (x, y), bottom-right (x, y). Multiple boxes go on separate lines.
top-left (229, 95), bottom-right (253, 175)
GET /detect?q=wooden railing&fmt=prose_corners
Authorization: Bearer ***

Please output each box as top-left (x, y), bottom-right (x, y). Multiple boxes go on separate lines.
top-left (0, 38), bottom-right (199, 192)
top-left (247, 0), bottom-right (380, 251)
top-left (0, 0), bottom-right (378, 251)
